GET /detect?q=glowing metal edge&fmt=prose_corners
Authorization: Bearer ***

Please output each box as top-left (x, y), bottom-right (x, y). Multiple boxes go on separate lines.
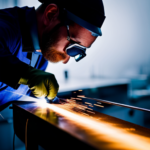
top-left (78, 96), bottom-right (150, 112)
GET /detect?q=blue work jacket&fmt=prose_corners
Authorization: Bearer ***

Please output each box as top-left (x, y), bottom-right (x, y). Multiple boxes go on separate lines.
top-left (0, 6), bottom-right (48, 109)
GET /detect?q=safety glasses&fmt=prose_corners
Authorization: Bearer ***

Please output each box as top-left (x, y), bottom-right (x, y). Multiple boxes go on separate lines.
top-left (65, 25), bottom-right (87, 62)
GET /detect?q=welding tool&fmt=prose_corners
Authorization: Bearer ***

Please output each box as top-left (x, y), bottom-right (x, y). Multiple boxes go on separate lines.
top-left (4, 89), bottom-right (60, 104)
top-left (78, 96), bottom-right (150, 112)
top-left (46, 96), bottom-right (60, 104)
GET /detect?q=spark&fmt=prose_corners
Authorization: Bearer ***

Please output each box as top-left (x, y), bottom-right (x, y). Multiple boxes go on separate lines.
top-left (94, 104), bottom-right (104, 108)
top-left (71, 97), bottom-right (82, 100)
top-left (86, 110), bottom-right (95, 114)
top-left (77, 95), bottom-right (85, 98)
top-left (85, 102), bottom-right (92, 105)
top-left (86, 107), bottom-right (93, 111)
top-left (82, 113), bottom-right (89, 116)
top-left (74, 98), bottom-right (82, 100)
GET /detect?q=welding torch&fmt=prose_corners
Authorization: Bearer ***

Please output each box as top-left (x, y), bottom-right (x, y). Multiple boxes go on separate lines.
top-left (4, 89), bottom-right (61, 104)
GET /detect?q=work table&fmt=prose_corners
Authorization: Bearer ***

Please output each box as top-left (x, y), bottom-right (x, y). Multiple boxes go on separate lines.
top-left (13, 102), bottom-right (150, 150)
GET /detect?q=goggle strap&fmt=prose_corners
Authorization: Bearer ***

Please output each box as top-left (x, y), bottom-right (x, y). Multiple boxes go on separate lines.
top-left (66, 25), bottom-right (71, 41)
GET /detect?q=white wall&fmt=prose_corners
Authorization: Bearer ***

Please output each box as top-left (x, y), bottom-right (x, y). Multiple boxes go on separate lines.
top-left (17, 0), bottom-right (41, 9)
top-left (0, 0), bottom-right (41, 9)
top-left (0, 0), bottom-right (14, 8)
top-left (46, 0), bottom-right (150, 81)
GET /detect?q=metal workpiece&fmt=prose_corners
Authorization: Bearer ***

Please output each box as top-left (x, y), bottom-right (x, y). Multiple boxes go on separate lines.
top-left (78, 96), bottom-right (150, 112)
top-left (13, 102), bottom-right (150, 150)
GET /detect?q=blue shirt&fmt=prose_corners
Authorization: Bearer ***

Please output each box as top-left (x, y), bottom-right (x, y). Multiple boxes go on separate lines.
top-left (0, 6), bottom-right (48, 107)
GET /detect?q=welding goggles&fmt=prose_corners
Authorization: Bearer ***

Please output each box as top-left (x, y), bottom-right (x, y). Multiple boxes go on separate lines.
top-left (65, 25), bottom-right (87, 62)
top-left (64, 9), bottom-right (102, 62)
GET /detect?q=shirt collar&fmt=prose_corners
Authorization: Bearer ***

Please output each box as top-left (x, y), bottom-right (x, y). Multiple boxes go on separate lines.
top-left (25, 7), bottom-right (42, 55)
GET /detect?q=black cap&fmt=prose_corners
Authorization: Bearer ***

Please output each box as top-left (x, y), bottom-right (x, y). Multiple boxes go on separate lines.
top-left (38, 0), bottom-right (106, 36)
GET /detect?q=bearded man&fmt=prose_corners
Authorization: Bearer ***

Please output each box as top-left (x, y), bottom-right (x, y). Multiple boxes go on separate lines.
top-left (0, 0), bottom-right (105, 110)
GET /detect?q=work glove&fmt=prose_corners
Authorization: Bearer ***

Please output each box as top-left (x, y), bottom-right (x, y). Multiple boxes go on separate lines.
top-left (18, 66), bottom-right (59, 100)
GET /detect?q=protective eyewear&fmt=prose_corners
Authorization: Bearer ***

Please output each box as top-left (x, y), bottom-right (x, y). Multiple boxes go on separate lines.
top-left (65, 25), bottom-right (87, 62)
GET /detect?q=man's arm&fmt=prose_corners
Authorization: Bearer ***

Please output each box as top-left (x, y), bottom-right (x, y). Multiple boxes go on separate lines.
top-left (0, 21), bottom-right (31, 89)
top-left (0, 49), bottom-right (31, 89)
top-left (0, 19), bottom-right (59, 99)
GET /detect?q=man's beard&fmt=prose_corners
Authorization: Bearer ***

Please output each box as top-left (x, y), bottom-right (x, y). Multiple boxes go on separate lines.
top-left (41, 24), bottom-right (67, 63)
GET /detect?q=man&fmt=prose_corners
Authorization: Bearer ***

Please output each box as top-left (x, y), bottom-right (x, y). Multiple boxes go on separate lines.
top-left (0, 0), bottom-right (105, 110)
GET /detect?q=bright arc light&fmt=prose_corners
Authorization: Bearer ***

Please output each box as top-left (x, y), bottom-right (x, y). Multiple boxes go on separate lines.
top-left (39, 103), bottom-right (150, 150)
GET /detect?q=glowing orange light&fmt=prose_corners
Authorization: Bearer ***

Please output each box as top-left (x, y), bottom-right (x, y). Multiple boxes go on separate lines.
top-left (94, 104), bottom-right (104, 108)
top-left (77, 95), bottom-right (85, 97)
top-left (86, 107), bottom-right (93, 111)
top-left (39, 103), bottom-right (150, 150)
top-left (36, 50), bottom-right (41, 52)
top-left (85, 102), bottom-right (92, 105)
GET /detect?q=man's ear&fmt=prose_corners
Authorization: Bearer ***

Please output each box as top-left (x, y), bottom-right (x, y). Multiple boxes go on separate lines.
top-left (43, 4), bottom-right (59, 26)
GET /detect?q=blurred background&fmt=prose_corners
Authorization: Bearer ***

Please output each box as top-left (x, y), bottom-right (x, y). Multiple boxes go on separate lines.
top-left (0, 0), bottom-right (150, 150)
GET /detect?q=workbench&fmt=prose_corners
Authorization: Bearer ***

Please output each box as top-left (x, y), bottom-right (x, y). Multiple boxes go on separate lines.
top-left (13, 102), bottom-right (150, 150)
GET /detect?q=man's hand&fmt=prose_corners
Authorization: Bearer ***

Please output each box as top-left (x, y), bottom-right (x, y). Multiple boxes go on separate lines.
top-left (19, 66), bottom-right (59, 100)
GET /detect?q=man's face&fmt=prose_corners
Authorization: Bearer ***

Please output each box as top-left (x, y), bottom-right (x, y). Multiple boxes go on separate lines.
top-left (41, 22), bottom-right (97, 64)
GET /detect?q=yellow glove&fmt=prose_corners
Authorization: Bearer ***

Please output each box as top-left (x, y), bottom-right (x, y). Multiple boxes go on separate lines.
top-left (18, 66), bottom-right (59, 100)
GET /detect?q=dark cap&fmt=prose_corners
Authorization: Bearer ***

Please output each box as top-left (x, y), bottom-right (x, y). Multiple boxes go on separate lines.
top-left (38, 0), bottom-right (106, 36)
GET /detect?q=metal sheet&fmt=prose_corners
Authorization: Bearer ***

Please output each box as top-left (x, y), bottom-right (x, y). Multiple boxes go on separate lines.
top-left (13, 102), bottom-right (150, 150)
top-left (78, 96), bottom-right (150, 112)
